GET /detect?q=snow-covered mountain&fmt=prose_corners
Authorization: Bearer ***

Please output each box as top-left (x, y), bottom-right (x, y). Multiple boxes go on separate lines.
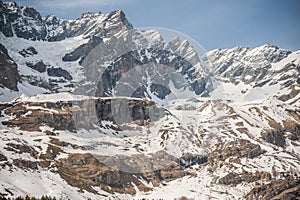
top-left (0, 1), bottom-right (300, 200)
top-left (0, 1), bottom-right (132, 41)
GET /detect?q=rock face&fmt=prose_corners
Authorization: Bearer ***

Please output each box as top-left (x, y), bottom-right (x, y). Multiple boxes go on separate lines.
top-left (47, 67), bottom-right (73, 80)
top-left (26, 61), bottom-right (47, 73)
top-left (0, 1), bottom-right (46, 40)
top-left (178, 153), bottom-right (208, 168)
top-left (0, 1), bottom-right (209, 101)
top-left (245, 179), bottom-right (300, 200)
top-left (94, 48), bottom-right (211, 99)
top-left (0, 43), bottom-right (21, 91)
top-left (218, 171), bottom-right (271, 186)
top-left (210, 139), bottom-right (266, 161)
top-left (45, 10), bottom-right (133, 41)
top-left (205, 45), bottom-right (300, 101)
top-left (1, 134), bottom-right (187, 196)
top-left (62, 37), bottom-right (103, 62)
top-left (56, 152), bottom-right (186, 195)
top-left (261, 129), bottom-right (286, 147)
top-left (2, 97), bottom-right (166, 132)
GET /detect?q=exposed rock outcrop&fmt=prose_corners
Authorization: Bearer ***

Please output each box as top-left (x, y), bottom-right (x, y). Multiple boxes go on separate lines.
top-left (26, 61), bottom-right (47, 73)
top-left (94, 48), bottom-right (210, 99)
top-left (179, 153), bottom-right (208, 168)
top-left (19, 46), bottom-right (38, 57)
top-left (2, 97), bottom-right (166, 132)
top-left (55, 152), bottom-right (186, 195)
top-left (210, 139), bottom-right (266, 161)
top-left (245, 179), bottom-right (300, 200)
top-left (261, 129), bottom-right (286, 147)
top-left (0, 153), bottom-right (7, 162)
top-left (62, 37), bottom-right (103, 62)
top-left (47, 67), bottom-right (73, 80)
top-left (12, 159), bottom-right (38, 170)
top-left (0, 43), bottom-right (21, 91)
top-left (218, 171), bottom-right (271, 186)
top-left (0, 2), bottom-right (46, 40)
top-left (206, 45), bottom-right (291, 85)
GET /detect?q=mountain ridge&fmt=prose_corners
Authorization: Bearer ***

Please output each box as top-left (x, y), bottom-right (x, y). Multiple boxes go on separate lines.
top-left (0, 1), bottom-right (132, 41)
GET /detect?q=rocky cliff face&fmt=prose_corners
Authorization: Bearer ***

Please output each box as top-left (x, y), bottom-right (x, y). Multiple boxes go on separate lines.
top-left (2, 97), bottom-right (166, 132)
top-left (245, 179), bottom-right (300, 200)
top-left (0, 43), bottom-right (21, 91)
top-left (94, 47), bottom-right (211, 98)
top-left (68, 30), bottom-right (213, 100)
top-left (0, 1), bottom-right (46, 40)
top-left (56, 152), bottom-right (187, 195)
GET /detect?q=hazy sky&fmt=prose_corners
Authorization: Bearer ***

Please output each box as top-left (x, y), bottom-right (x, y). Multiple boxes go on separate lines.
top-left (14, 0), bottom-right (300, 51)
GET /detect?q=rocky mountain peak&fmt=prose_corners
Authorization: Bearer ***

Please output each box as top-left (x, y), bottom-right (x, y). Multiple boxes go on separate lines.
top-left (80, 11), bottom-right (102, 19)
top-left (1, 1), bottom-right (17, 8)
top-left (0, 1), bottom-right (46, 39)
top-left (0, 2), bottom-right (133, 41)
top-left (206, 44), bottom-right (293, 86)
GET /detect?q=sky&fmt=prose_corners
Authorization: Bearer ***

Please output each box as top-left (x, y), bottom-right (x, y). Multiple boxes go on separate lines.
top-left (13, 0), bottom-right (300, 51)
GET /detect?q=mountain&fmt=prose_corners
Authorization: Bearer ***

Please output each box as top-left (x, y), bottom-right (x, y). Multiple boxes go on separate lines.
top-left (0, 1), bottom-right (132, 41)
top-left (0, 1), bottom-right (300, 200)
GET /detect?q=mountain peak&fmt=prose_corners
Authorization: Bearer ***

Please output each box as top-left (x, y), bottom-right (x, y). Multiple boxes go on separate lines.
top-left (262, 43), bottom-right (280, 49)
top-left (1, 1), bottom-right (17, 8)
top-left (0, 2), bottom-right (133, 41)
top-left (79, 11), bottom-right (102, 19)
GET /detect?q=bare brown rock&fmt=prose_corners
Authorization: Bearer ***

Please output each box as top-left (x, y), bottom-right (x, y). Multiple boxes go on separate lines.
top-left (5, 143), bottom-right (38, 159)
top-left (2, 98), bottom-right (166, 132)
top-left (55, 152), bottom-right (187, 195)
top-left (210, 139), bottom-right (266, 161)
top-left (218, 171), bottom-right (271, 186)
top-left (12, 159), bottom-right (38, 170)
top-left (245, 179), bottom-right (300, 200)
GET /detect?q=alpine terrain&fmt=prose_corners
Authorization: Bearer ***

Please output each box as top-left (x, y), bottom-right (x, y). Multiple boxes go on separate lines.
top-left (0, 2), bottom-right (299, 199)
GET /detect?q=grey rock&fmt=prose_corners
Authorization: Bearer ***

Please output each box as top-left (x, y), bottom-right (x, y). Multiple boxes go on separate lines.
top-left (261, 129), bottom-right (286, 147)
top-left (0, 43), bottom-right (21, 91)
top-left (179, 153), bottom-right (208, 168)
top-left (47, 67), bottom-right (73, 80)
top-left (26, 60), bottom-right (47, 73)
top-left (19, 46), bottom-right (38, 57)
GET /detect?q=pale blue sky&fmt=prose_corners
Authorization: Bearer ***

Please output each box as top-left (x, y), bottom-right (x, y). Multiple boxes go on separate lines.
top-left (14, 0), bottom-right (300, 51)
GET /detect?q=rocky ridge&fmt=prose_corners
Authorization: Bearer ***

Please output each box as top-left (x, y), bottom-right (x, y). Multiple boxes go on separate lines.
top-left (0, 1), bottom-right (132, 41)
